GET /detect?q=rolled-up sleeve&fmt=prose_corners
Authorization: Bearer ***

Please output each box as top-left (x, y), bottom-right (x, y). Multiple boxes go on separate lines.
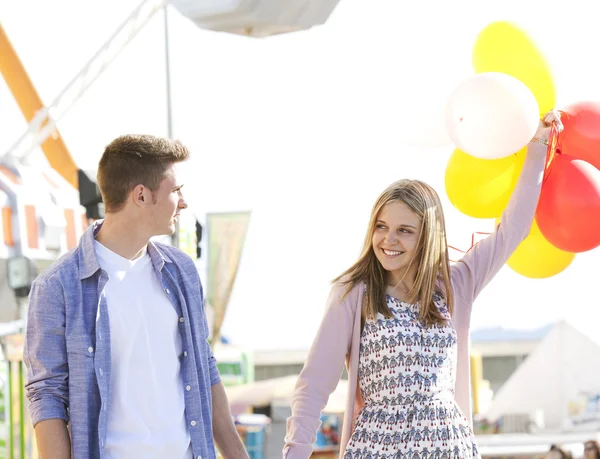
top-left (207, 349), bottom-right (221, 387)
top-left (23, 278), bottom-right (69, 426)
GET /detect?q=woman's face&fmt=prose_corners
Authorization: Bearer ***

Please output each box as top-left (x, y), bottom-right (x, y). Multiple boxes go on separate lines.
top-left (372, 200), bottom-right (421, 284)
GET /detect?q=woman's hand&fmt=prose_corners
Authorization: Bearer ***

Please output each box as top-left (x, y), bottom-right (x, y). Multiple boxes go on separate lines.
top-left (531, 110), bottom-right (564, 145)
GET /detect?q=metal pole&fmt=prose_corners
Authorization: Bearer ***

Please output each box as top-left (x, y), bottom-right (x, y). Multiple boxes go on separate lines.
top-left (8, 360), bottom-right (14, 459)
top-left (164, 5), bottom-right (180, 248)
top-left (19, 361), bottom-right (24, 459)
top-left (163, 5), bottom-right (173, 140)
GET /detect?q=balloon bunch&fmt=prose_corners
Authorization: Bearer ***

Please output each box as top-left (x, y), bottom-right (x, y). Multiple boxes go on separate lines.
top-left (443, 22), bottom-right (600, 279)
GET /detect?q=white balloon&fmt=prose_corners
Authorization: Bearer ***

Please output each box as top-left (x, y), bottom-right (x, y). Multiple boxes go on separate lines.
top-left (445, 72), bottom-right (540, 159)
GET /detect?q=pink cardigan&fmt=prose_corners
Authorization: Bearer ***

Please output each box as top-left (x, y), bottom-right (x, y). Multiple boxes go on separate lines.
top-left (283, 142), bottom-right (548, 459)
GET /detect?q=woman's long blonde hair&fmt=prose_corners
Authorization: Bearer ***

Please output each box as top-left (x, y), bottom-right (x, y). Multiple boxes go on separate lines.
top-left (334, 179), bottom-right (453, 326)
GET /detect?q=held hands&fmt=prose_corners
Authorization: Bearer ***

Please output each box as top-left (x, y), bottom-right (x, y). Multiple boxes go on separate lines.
top-left (531, 110), bottom-right (564, 145)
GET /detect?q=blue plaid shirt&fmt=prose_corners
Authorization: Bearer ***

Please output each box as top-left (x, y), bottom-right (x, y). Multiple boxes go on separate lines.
top-left (24, 222), bottom-right (220, 459)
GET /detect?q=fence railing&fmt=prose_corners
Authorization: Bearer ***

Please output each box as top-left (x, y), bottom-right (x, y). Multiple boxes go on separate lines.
top-left (0, 335), bottom-right (37, 459)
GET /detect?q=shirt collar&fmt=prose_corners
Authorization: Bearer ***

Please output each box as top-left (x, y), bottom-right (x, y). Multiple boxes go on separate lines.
top-left (78, 220), bottom-right (172, 280)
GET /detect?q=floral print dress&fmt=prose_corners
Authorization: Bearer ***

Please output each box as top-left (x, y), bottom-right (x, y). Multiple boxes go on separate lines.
top-left (344, 293), bottom-right (480, 459)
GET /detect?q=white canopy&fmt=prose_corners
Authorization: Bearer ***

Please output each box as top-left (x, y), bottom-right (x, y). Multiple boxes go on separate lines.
top-left (484, 320), bottom-right (600, 430)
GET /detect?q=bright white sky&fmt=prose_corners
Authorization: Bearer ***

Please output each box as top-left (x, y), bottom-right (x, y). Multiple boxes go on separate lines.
top-left (1, 0), bottom-right (599, 350)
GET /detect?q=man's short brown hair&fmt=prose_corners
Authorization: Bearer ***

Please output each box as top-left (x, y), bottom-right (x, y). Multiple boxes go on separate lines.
top-left (97, 134), bottom-right (190, 213)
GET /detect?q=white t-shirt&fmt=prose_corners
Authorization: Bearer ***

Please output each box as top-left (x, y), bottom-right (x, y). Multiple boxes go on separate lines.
top-left (94, 241), bottom-right (193, 459)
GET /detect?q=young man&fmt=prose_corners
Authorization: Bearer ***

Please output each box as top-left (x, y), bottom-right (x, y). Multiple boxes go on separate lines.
top-left (24, 135), bottom-right (248, 459)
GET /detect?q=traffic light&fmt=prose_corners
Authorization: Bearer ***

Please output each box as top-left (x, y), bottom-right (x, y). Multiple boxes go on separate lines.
top-left (195, 220), bottom-right (203, 259)
top-left (78, 169), bottom-right (104, 220)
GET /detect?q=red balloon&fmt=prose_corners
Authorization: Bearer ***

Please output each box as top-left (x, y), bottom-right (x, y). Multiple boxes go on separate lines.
top-left (560, 101), bottom-right (600, 170)
top-left (536, 154), bottom-right (600, 253)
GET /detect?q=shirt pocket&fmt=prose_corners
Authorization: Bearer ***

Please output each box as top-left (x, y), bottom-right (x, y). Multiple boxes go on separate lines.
top-left (66, 335), bottom-right (96, 392)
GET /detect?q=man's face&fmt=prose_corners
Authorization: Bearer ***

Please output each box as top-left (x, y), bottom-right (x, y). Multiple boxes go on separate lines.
top-left (148, 163), bottom-right (188, 237)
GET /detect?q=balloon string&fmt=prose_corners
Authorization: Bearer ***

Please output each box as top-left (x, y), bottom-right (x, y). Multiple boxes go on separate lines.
top-left (448, 231), bottom-right (491, 262)
top-left (543, 122), bottom-right (560, 183)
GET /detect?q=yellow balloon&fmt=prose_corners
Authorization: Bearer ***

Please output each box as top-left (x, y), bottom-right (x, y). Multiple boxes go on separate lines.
top-left (445, 148), bottom-right (526, 218)
top-left (473, 21), bottom-right (556, 115)
top-left (506, 219), bottom-right (575, 279)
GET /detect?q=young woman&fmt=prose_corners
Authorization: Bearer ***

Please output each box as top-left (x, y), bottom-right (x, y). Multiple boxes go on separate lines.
top-left (283, 111), bottom-right (563, 459)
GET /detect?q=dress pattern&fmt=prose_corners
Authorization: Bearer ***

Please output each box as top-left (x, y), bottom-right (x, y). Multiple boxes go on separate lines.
top-left (344, 293), bottom-right (480, 458)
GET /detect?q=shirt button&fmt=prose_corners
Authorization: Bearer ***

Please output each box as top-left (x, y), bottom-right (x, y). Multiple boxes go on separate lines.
top-left (190, 420), bottom-right (196, 427)
top-left (99, 368), bottom-right (104, 376)
top-left (179, 317), bottom-right (184, 323)
top-left (165, 288), bottom-right (170, 295)
top-left (186, 385), bottom-right (191, 391)
top-left (183, 351), bottom-right (188, 357)
top-left (197, 456), bottom-right (202, 459)
top-left (88, 347), bottom-right (94, 353)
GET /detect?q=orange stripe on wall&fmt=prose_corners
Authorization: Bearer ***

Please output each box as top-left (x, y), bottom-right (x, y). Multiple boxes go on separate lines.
top-left (24, 205), bottom-right (38, 249)
top-left (64, 208), bottom-right (76, 249)
top-left (2, 207), bottom-right (13, 246)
